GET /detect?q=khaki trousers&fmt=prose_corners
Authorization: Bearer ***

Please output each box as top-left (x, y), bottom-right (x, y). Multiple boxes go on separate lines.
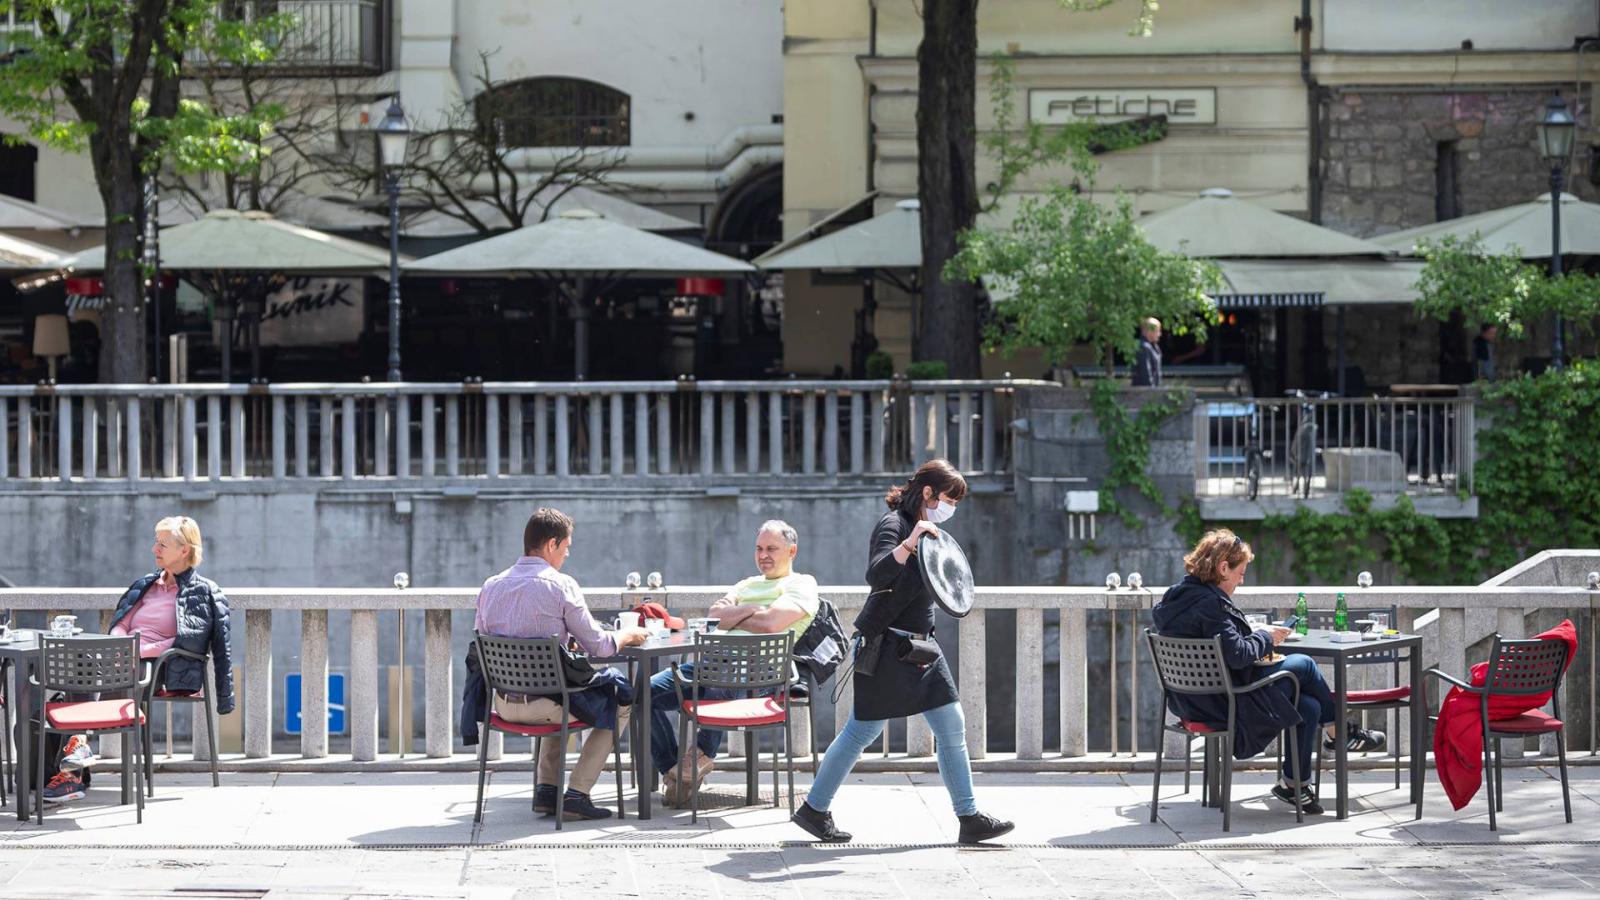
top-left (494, 694), bottom-right (630, 795)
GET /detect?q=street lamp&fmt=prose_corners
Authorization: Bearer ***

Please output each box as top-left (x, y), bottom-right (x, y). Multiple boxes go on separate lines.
top-left (376, 97), bottom-right (411, 382)
top-left (1536, 91), bottom-right (1576, 370)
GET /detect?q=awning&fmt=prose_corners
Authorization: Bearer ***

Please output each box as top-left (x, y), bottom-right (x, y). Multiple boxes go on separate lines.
top-left (755, 199), bottom-right (920, 270)
top-left (397, 185), bottom-right (700, 237)
top-left (69, 209), bottom-right (401, 274)
top-left (1370, 192), bottom-right (1600, 259)
top-left (1212, 259), bottom-right (1424, 307)
top-left (1139, 188), bottom-right (1392, 258)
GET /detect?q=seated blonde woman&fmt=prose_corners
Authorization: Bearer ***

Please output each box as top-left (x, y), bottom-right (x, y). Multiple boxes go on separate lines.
top-left (44, 516), bottom-right (235, 804)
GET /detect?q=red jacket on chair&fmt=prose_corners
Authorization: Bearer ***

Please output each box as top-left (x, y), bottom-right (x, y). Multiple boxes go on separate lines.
top-left (1433, 619), bottom-right (1577, 810)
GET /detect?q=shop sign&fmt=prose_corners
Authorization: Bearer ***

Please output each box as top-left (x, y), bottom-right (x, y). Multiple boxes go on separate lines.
top-left (257, 276), bottom-right (363, 347)
top-left (1028, 88), bottom-right (1217, 125)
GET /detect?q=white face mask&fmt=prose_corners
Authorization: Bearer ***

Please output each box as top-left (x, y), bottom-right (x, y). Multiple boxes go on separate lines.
top-left (925, 499), bottom-right (956, 524)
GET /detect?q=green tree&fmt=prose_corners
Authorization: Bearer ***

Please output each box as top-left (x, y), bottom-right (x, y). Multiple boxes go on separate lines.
top-left (1415, 233), bottom-right (1600, 338)
top-left (947, 186), bottom-right (1219, 374)
top-left (0, 1), bottom-right (281, 381)
top-left (913, 0), bottom-right (1159, 377)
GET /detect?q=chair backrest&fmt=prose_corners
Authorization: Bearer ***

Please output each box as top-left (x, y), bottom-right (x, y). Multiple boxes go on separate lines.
top-left (473, 633), bottom-right (569, 698)
top-left (39, 634), bottom-right (140, 694)
top-left (692, 632), bottom-right (793, 692)
top-left (1145, 630), bottom-right (1232, 697)
top-left (1483, 635), bottom-right (1569, 698)
top-left (1304, 606), bottom-right (1397, 631)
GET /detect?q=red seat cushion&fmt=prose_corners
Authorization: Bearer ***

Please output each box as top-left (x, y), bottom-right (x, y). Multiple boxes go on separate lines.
top-left (45, 700), bottom-right (145, 730)
top-left (1488, 710), bottom-right (1564, 734)
top-left (153, 689), bottom-right (201, 700)
top-left (683, 696), bottom-right (787, 728)
top-left (488, 713), bottom-right (591, 737)
top-left (1348, 685), bottom-right (1411, 704)
top-left (1180, 720), bottom-right (1222, 734)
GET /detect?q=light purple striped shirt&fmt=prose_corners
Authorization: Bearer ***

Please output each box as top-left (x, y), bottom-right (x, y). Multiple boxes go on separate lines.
top-left (473, 556), bottom-right (618, 657)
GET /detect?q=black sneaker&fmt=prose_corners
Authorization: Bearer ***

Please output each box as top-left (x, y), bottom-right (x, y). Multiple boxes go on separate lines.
top-left (558, 789), bottom-right (613, 821)
top-left (1270, 781), bottom-right (1324, 815)
top-left (533, 783), bottom-right (557, 815)
top-left (1325, 724), bottom-right (1387, 754)
top-left (957, 812), bottom-right (1015, 844)
top-left (791, 801), bottom-right (852, 843)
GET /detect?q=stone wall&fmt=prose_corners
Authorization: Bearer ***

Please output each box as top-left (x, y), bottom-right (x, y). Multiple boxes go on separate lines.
top-left (1320, 87), bottom-right (1596, 239)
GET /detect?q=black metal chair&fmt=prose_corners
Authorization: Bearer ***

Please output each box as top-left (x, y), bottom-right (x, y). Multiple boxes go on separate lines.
top-left (670, 631), bottom-right (795, 824)
top-left (32, 634), bottom-right (147, 825)
top-left (1423, 634), bottom-right (1572, 831)
top-left (471, 634), bottom-right (626, 831)
top-left (1146, 630), bottom-right (1303, 832)
top-left (140, 646), bottom-right (221, 796)
top-left (1305, 607), bottom-right (1409, 788)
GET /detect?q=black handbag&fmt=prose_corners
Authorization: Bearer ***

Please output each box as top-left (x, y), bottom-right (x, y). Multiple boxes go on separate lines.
top-left (893, 632), bottom-right (942, 667)
top-left (558, 643), bottom-right (599, 687)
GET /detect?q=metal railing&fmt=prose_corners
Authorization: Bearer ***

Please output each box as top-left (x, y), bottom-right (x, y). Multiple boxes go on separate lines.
top-left (186, 0), bottom-right (385, 73)
top-left (1195, 396), bottom-right (1475, 500)
top-left (3, 555), bottom-right (1593, 764)
top-left (0, 379), bottom-right (1041, 485)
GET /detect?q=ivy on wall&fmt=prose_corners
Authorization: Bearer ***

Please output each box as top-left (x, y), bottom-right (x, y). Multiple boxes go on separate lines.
top-left (1086, 379), bottom-right (1188, 529)
top-left (1191, 361), bottom-right (1600, 585)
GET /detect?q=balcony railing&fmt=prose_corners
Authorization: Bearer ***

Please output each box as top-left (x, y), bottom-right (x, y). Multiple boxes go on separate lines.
top-left (0, 380), bottom-right (1041, 485)
top-left (1195, 396), bottom-right (1475, 500)
top-left (187, 0), bottom-right (386, 74)
top-left (1, 549), bottom-right (1593, 764)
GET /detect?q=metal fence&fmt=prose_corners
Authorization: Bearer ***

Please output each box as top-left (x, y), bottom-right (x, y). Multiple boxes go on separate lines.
top-left (0, 379), bottom-right (1041, 484)
top-left (1196, 396), bottom-right (1475, 500)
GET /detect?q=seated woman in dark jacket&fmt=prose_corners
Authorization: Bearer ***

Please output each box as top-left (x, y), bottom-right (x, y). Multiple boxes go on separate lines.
top-left (43, 516), bottom-right (235, 805)
top-left (1152, 529), bottom-right (1383, 815)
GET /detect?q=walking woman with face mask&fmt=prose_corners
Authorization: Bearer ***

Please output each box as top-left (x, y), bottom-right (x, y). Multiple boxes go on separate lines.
top-left (791, 458), bottom-right (1014, 844)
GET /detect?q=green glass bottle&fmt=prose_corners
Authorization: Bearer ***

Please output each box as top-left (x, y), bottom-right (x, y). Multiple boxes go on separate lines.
top-left (1294, 592), bottom-right (1309, 635)
top-left (1335, 591), bottom-right (1349, 631)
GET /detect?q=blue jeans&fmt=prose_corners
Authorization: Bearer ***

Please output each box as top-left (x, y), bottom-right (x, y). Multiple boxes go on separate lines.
top-left (808, 701), bottom-right (978, 817)
top-left (1258, 653), bottom-right (1337, 783)
top-left (648, 663), bottom-right (757, 775)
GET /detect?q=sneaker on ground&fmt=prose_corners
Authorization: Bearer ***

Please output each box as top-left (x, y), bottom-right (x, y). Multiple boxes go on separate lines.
top-left (59, 735), bottom-right (96, 772)
top-left (42, 772), bottom-right (86, 804)
top-left (1270, 781), bottom-right (1325, 815)
top-left (957, 811), bottom-right (1015, 845)
top-left (791, 802), bottom-right (852, 843)
top-left (558, 790), bottom-right (613, 820)
top-left (1324, 724), bottom-right (1386, 753)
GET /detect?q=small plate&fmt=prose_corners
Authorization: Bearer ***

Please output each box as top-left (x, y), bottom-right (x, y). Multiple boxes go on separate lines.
top-left (1254, 652), bottom-right (1287, 666)
top-left (1281, 632), bottom-right (1303, 642)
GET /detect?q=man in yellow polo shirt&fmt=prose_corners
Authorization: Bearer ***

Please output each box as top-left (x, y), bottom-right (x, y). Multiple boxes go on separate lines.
top-left (649, 519), bottom-right (819, 806)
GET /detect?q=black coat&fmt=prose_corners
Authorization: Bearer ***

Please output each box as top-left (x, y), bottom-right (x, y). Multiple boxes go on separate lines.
top-left (1132, 337), bottom-right (1162, 386)
top-left (851, 509), bottom-right (960, 721)
top-left (1150, 575), bottom-right (1301, 760)
top-left (108, 569), bottom-right (236, 715)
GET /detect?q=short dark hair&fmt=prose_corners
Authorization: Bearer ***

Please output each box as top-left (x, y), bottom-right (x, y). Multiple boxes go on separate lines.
top-left (524, 507), bottom-right (574, 555)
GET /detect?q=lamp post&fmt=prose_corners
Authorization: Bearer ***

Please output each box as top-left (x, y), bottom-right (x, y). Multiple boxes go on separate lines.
top-left (376, 98), bottom-right (411, 382)
top-left (1535, 91), bottom-right (1576, 370)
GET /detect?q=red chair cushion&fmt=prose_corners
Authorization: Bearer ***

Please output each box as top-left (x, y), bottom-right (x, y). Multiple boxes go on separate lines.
top-left (488, 713), bottom-right (591, 737)
top-left (1348, 685), bottom-right (1411, 704)
top-left (45, 700), bottom-right (145, 730)
top-left (1488, 710), bottom-right (1564, 734)
top-left (1180, 720), bottom-right (1222, 734)
top-left (683, 696), bottom-right (787, 728)
top-left (153, 689), bottom-right (201, 700)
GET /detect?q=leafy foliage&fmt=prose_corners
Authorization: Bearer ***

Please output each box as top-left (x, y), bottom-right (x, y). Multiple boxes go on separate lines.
top-left (947, 188), bottom-right (1220, 372)
top-left (1415, 234), bottom-right (1600, 337)
top-left (1085, 380), bottom-right (1188, 528)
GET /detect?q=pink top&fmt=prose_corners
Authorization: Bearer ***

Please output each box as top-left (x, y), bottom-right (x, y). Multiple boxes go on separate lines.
top-left (112, 572), bottom-right (180, 658)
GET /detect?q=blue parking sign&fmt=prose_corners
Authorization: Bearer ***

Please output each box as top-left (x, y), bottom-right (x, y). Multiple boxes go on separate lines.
top-left (285, 672), bottom-right (347, 735)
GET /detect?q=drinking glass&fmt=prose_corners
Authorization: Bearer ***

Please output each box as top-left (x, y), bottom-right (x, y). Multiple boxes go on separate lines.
top-left (1245, 614), bottom-right (1268, 631)
top-left (1370, 612), bottom-right (1390, 633)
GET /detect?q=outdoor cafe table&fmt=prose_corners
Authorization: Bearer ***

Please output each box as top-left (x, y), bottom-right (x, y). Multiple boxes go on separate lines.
top-left (600, 631), bottom-right (765, 821)
top-left (1283, 628), bottom-right (1425, 820)
top-left (0, 630), bottom-right (139, 821)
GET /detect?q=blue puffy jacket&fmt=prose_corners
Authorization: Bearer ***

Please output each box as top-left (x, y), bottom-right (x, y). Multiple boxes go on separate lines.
top-left (109, 569), bottom-right (236, 715)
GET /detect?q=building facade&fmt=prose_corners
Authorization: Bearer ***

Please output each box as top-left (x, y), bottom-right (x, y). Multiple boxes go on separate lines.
top-left (781, 0), bottom-right (1599, 387)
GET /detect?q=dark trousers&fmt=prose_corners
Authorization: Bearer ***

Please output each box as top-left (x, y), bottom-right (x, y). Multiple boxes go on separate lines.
top-left (1258, 653), bottom-right (1336, 783)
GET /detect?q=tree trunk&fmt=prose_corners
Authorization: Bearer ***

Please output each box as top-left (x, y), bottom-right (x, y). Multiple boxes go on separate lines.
top-left (915, 0), bottom-right (982, 378)
top-left (90, 124), bottom-right (147, 384)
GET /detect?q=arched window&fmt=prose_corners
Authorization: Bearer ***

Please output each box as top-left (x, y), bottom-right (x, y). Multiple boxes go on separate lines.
top-left (474, 77), bottom-right (630, 148)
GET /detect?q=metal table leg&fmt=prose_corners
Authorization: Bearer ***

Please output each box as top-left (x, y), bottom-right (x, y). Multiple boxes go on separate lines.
top-left (1335, 657), bottom-right (1349, 820)
top-left (1410, 646), bottom-right (1425, 817)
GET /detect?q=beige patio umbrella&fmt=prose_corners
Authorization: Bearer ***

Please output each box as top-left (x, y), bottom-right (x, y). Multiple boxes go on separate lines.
top-left (0, 232), bottom-right (68, 271)
top-left (755, 198), bottom-right (922, 270)
top-left (1370, 192), bottom-right (1600, 258)
top-left (1139, 188), bottom-right (1393, 257)
top-left (405, 208), bottom-right (753, 378)
top-left (70, 209), bottom-right (400, 380)
top-left (159, 191), bottom-right (388, 232)
top-left (0, 193), bottom-right (100, 231)
top-left (399, 184), bottom-right (700, 238)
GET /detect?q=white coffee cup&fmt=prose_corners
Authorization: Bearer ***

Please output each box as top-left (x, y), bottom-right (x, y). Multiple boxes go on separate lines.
top-left (616, 611), bottom-right (642, 631)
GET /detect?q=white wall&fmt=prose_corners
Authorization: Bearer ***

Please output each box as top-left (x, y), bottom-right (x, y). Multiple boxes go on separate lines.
top-left (1322, 0), bottom-right (1594, 51)
top-left (452, 0), bottom-right (783, 147)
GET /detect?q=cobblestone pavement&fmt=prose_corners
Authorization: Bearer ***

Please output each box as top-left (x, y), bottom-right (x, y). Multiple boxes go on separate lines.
top-left (0, 765), bottom-right (1596, 897)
